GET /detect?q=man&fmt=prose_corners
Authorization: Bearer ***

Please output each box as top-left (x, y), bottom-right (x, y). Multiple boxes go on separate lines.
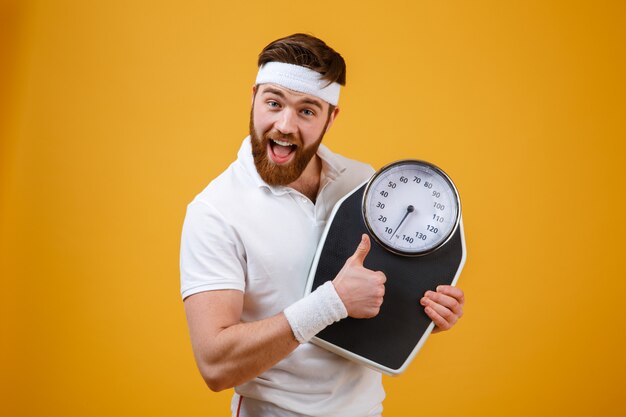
top-left (181, 33), bottom-right (465, 417)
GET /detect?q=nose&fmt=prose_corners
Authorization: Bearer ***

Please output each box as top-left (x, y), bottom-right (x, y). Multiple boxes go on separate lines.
top-left (275, 108), bottom-right (297, 135)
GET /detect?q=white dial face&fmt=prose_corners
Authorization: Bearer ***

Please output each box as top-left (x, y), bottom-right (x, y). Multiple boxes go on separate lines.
top-left (363, 160), bottom-right (460, 256)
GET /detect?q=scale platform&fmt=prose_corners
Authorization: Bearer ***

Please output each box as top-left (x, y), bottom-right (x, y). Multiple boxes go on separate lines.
top-left (305, 181), bottom-right (466, 375)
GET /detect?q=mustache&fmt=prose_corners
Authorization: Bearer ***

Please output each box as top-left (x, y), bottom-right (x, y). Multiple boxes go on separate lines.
top-left (265, 130), bottom-right (302, 147)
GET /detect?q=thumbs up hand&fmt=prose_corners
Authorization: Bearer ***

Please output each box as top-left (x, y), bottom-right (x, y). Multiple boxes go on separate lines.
top-left (332, 234), bottom-right (387, 319)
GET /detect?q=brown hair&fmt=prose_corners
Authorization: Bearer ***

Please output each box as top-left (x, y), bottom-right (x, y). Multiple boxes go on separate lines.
top-left (258, 33), bottom-right (346, 87)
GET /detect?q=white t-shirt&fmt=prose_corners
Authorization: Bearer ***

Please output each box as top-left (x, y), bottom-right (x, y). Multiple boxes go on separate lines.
top-left (180, 137), bottom-right (385, 417)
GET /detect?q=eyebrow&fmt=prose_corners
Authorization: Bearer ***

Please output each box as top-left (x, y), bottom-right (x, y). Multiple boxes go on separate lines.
top-left (261, 87), bottom-right (324, 112)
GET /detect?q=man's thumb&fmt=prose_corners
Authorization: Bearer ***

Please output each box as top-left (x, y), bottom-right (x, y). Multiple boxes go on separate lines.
top-left (351, 234), bottom-right (371, 265)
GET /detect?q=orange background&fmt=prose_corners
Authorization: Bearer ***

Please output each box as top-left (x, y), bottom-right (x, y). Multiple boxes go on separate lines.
top-left (2, 1), bottom-right (625, 416)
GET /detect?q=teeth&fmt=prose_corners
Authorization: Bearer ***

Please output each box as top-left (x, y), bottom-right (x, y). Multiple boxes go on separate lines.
top-left (272, 139), bottom-right (294, 147)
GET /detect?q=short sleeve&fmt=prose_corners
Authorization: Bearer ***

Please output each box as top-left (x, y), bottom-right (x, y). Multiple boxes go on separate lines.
top-left (180, 200), bottom-right (246, 300)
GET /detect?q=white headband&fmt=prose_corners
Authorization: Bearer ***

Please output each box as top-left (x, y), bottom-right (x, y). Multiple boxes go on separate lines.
top-left (255, 62), bottom-right (341, 106)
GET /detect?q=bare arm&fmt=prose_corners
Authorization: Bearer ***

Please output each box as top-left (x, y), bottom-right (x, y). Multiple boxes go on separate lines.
top-left (184, 289), bottom-right (298, 392)
top-left (184, 235), bottom-right (384, 392)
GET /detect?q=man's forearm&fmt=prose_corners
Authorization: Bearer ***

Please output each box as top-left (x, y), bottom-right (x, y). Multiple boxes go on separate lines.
top-left (196, 313), bottom-right (298, 391)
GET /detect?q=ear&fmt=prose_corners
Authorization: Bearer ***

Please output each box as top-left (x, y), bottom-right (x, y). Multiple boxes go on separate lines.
top-left (251, 85), bottom-right (257, 106)
top-left (325, 106), bottom-right (340, 132)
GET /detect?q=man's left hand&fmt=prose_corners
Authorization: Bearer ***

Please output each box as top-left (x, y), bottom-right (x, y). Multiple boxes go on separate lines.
top-left (420, 285), bottom-right (464, 333)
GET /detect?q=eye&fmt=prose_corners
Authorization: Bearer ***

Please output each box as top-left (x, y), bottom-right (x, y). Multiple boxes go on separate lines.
top-left (267, 100), bottom-right (280, 108)
top-left (301, 108), bottom-right (315, 117)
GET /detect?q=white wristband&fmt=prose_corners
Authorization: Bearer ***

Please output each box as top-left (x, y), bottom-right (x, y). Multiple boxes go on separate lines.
top-left (284, 281), bottom-right (348, 344)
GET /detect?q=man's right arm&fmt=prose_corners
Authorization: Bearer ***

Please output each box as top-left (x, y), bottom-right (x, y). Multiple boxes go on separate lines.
top-left (183, 234), bottom-right (385, 392)
top-left (184, 289), bottom-right (299, 392)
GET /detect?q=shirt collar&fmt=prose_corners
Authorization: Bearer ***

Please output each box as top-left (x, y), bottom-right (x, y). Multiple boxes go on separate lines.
top-left (237, 136), bottom-right (346, 194)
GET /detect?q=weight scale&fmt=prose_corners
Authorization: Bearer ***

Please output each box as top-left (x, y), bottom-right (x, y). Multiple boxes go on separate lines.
top-left (305, 160), bottom-right (466, 375)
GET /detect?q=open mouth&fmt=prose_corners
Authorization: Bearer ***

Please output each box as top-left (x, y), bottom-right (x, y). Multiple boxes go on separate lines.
top-left (268, 139), bottom-right (297, 164)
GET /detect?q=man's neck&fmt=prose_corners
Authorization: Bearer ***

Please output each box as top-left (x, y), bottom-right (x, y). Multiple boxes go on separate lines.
top-left (288, 155), bottom-right (322, 203)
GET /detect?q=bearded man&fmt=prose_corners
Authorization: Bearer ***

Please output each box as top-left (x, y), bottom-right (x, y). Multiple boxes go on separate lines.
top-left (180, 33), bottom-right (465, 417)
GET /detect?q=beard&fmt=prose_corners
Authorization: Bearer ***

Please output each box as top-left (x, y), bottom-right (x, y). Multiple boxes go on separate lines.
top-left (249, 108), bottom-right (329, 186)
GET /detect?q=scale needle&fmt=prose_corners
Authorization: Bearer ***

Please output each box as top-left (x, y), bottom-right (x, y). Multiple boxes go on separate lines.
top-left (389, 205), bottom-right (415, 240)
